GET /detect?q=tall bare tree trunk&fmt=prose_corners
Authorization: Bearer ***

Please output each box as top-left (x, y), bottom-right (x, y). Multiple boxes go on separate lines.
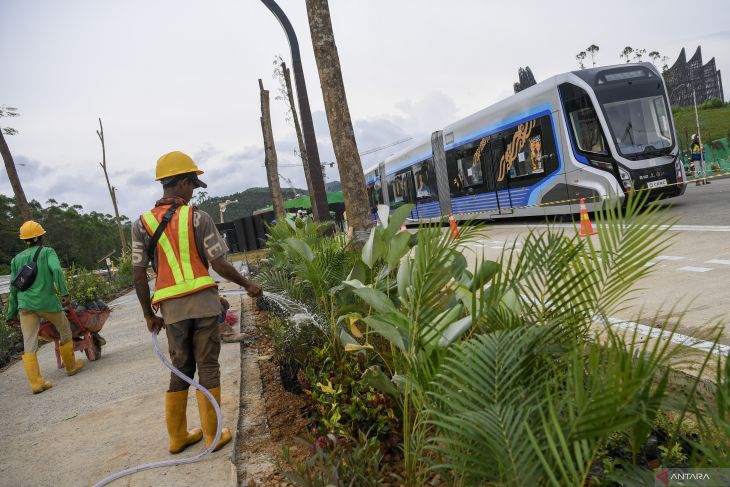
top-left (259, 79), bottom-right (286, 219)
top-left (96, 118), bottom-right (128, 257)
top-left (281, 61), bottom-right (316, 206)
top-left (0, 130), bottom-right (32, 221)
top-left (306, 0), bottom-right (370, 234)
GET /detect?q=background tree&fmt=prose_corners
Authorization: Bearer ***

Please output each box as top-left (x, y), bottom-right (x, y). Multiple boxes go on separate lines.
top-left (0, 194), bottom-right (130, 271)
top-left (306, 0), bottom-right (371, 236)
top-left (96, 118), bottom-right (128, 256)
top-left (648, 50), bottom-right (661, 66)
top-left (633, 48), bottom-right (647, 62)
top-left (576, 51), bottom-right (587, 69)
top-left (661, 55), bottom-right (671, 72)
top-left (620, 46), bottom-right (634, 63)
top-left (273, 56), bottom-right (316, 203)
top-left (259, 79), bottom-right (286, 220)
top-left (586, 44), bottom-right (600, 66)
top-left (0, 106), bottom-right (31, 221)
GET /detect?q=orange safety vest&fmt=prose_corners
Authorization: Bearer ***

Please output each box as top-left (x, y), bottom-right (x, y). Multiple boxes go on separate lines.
top-left (140, 205), bottom-right (217, 305)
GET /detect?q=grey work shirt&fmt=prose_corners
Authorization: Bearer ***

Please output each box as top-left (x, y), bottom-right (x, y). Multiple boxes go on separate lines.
top-left (131, 207), bottom-right (228, 324)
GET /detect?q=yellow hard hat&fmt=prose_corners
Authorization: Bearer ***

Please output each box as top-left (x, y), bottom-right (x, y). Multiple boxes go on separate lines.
top-left (155, 151), bottom-right (204, 181)
top-left (19, 220), bottom-right (46, 240)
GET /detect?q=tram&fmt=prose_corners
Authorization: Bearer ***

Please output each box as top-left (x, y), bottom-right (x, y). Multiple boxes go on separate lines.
top-left (364, 63), bottom-right (686, 222)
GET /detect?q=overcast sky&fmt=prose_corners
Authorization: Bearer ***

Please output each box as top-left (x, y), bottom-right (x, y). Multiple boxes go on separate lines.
top-left (1, 0), bottom-right (728, 220)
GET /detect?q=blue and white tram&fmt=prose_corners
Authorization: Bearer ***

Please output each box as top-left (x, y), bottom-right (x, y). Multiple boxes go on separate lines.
top-left (364, 63), bottom-right (686, 222)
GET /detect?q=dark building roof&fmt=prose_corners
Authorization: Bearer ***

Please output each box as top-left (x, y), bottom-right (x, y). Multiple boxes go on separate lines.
top-left (663, 46), bottom-right (724, 107)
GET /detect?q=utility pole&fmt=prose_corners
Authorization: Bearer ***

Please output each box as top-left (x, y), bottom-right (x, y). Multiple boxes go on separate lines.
top-left (259, 79), bottom-right (286, 220)
top-left (96, 118), bottom-right (128, 256)
top-left (260, 0), bottom-right (330, 222)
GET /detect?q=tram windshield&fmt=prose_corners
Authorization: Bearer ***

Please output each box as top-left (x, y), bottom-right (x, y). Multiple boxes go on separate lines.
top-left (602, 95), bottom-right (673, 159)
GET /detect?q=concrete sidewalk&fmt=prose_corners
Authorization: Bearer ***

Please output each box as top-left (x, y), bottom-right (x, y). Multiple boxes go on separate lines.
top-left (0, 288), bottom-right (240, 487)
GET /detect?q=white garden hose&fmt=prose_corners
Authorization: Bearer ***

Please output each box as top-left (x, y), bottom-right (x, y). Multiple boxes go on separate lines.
top-left (91, 328), bottom-right (223, 487)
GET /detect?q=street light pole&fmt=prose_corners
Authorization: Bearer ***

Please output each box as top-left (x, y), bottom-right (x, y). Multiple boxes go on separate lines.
top-left (260, 0), bottom-right (330, 222)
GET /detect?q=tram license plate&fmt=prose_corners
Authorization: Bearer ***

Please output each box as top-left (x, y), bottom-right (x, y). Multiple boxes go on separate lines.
top-left (646, 179), bottom-right (667, 189)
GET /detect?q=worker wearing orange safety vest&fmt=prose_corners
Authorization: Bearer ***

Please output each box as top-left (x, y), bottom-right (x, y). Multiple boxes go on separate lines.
top-left (132, 151), bottom-right (262, 454)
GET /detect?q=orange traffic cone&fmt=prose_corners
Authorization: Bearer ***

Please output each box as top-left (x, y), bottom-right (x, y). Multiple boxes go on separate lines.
top-left (448, 213), bottom-right (459, 240)
top-left (579, 198), bottom-right (596, 237)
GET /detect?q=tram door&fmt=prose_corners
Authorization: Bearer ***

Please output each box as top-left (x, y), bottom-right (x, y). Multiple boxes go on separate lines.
top-left (485, 136), bottom-right (513, 214)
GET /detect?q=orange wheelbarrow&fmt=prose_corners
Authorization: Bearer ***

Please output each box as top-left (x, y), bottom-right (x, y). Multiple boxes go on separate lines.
top-left (38, 306), bottom-right (110, 369)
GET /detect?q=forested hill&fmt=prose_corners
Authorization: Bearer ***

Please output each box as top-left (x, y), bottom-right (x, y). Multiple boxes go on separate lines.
top-left (0, 194), bottom-right (131, 272)
top-left (196, 180), bottom-right (342, 222)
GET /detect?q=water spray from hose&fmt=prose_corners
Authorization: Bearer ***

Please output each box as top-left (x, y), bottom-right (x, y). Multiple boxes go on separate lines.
top-left (91, 328), bottom-right (222, 487)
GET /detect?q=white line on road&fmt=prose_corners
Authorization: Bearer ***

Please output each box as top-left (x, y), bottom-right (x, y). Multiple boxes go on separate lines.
top-left (607, 317), bottom-right (729, 357)
top-left (501, 223), bottom-right (730, 233)
top-left (678, 266), bottom-right (713, 273)
top-left (656, 255), bottom-right (686, 261)
top-left (706, 259), bottom-right (730, 266)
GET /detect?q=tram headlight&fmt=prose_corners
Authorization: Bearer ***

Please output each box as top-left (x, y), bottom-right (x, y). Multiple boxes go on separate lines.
top-left (618, 167), bottom-right (633, 192)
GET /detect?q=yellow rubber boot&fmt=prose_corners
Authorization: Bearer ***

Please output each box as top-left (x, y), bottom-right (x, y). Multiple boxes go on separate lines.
top-left (196, 387), bottom-right (231, 451)
top-left (59, 341), bottom-right (85, 376)
top-left (166, 390), bottom-right (203, 453)
top-left (21, 353), bottom-right (53, 394)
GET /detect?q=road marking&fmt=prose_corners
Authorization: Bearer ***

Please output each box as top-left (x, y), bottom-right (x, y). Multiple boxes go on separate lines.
top-left (490, 246), bottom-right (503, 249)
top-left (517, 295), bottom-right (729, 358)
top-left (607, 317), bottom-right (729, 357)
top-left (678, 266), bottom-right (713, 273)
top-left (656, 255), bottom-right (685, 261)
top-left (500, 223), bottom-right (730, 233)
top-left (706, 259), bottom-right (730, 266)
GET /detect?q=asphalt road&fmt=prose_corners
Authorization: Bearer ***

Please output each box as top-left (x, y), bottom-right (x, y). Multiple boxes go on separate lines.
top-left (655, 177), bottom-right (730, 225)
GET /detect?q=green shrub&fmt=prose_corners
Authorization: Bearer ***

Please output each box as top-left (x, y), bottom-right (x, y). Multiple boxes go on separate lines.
top-left (65, 265), bottom-right (112, 305)
top-left (282, 431), bottom-right (385, 487)
top-left (113, 254), bottom-right (134, 290)
top-left (0, 308), bottom-right (22, 366)
top-left (302, 347), bottom-right (399, 443)
top-left (701, 97), bottom-right (724, 110)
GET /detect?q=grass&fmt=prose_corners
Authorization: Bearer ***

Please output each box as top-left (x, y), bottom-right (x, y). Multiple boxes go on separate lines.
top-left (227, 249), bottom-right (270, 263)
top-left (673, 105), bottom-right (730, 149)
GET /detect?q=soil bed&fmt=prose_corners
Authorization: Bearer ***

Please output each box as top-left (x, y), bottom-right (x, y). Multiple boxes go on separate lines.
top-left (236, 297), bottom-right (309, 486)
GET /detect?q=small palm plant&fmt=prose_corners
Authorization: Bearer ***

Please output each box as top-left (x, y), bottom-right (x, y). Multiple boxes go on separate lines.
top-left (424, 194), bottom-right (724, 485)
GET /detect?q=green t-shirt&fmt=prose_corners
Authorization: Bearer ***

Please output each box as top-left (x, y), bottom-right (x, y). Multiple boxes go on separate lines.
top-left (6, 246), bottom-right (69, 319)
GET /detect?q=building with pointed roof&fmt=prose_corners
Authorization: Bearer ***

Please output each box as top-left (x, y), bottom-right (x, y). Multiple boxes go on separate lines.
top-left (663, 46), bottom-right (724, 108)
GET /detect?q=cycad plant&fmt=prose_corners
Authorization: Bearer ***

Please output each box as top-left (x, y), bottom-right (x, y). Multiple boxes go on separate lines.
top-left (425, 193), bottom-right (723, 485)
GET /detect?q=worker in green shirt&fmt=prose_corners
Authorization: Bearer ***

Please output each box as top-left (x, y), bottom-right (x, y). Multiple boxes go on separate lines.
top-left (6, 221), bottom-right (85, 394)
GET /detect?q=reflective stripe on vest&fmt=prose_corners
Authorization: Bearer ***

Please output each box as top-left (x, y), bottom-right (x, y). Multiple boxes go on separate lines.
top-left (142, 206), bottom-right (215, 304)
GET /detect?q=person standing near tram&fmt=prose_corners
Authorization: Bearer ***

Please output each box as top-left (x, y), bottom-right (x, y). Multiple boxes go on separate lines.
top-left (690, 134), bottom-right (709, 186)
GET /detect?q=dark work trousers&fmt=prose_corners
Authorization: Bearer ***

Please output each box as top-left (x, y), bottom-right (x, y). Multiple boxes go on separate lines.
top-left (165, 315), bottom-right (221, 392)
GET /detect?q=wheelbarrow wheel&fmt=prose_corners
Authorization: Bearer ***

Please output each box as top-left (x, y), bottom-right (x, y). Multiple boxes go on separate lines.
top-left (87, 333), bottom-right (104, 360)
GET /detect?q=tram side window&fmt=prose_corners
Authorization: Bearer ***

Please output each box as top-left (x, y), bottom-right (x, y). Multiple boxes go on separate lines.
top-left (559, 83), bottom-right (609, 156)
top-left (387, 170), bottom-right (415, 209)
top-left (446, 140), bottom-right (486, 196)
top-left (373, 179), bottom-right (384, 207)
top-left (412, 158), bottom-right (438, 201)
